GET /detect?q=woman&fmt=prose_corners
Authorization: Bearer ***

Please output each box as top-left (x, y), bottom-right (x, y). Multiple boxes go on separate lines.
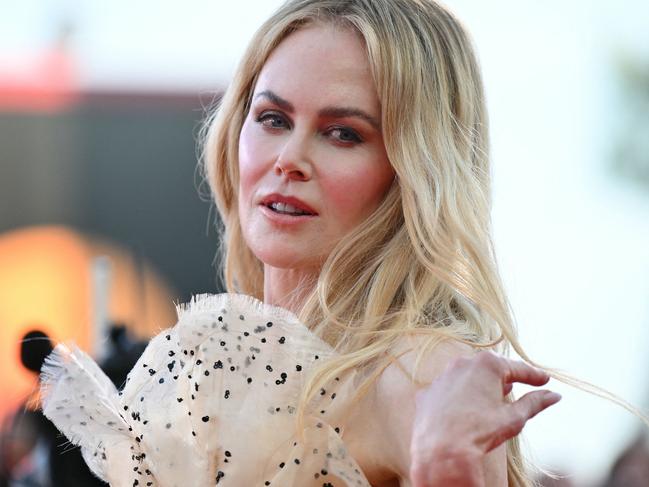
top-left (204, 0), bottom-right (560, 483)
top-left (40, 1), bottom-right (560, 486)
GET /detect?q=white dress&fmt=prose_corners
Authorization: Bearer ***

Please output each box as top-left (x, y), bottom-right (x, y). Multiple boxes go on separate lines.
top-left (40, 293), bottom-right (371, 487)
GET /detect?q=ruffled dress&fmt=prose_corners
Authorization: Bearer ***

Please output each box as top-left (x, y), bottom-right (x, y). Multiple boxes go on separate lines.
top-left (40, 294), bottom-right (372, 487)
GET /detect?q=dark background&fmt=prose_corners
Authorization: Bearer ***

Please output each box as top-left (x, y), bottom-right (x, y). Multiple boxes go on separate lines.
top-left (0, 91), bottom-right (224, 301)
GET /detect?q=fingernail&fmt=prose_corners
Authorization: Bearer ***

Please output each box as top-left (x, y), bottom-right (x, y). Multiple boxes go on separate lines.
top-left (545, 391), bottom-right (562, 402)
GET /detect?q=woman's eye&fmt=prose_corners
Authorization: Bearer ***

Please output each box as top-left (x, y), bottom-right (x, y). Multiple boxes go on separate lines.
top-left (256, 113), bottom-right (289, 129)
top-left (329, 127), bottom-right (362, 144)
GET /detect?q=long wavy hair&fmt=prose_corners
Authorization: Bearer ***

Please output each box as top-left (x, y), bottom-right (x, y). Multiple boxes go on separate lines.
top-left (201, 0), bottom-right (532, 484)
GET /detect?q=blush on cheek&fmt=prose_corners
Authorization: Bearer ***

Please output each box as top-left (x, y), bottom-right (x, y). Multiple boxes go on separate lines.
top-left (238, 128), bottom-right (263, 207)
top-left (238, 120), bottom-right (279, 194)
top-left (238, 124), bottom-right (256, 176)
top-left (330, 167), bottom-right (393, 219)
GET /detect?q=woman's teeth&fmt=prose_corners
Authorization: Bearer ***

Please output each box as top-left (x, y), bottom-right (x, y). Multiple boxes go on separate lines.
top-left (268, 202), bottom-right (311, 215)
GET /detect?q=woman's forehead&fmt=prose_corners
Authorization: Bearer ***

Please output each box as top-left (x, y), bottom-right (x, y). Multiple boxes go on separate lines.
top-left (252, 23), bottom-right (380, 115)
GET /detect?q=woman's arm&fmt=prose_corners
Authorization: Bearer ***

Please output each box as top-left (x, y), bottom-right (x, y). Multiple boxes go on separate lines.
top-left (374, 339), bottom-right (560, 487)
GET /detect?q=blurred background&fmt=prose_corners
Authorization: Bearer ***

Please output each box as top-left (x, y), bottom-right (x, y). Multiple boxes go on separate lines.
top-left (0, 0), bottom-right (647, 486)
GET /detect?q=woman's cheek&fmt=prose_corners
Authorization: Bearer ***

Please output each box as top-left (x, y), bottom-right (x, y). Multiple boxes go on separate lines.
top-left (321, 167), bottom-right (372, 227)
top-left (238, 124), bottom-right (273, 198)
top-left (348, 160), bottom-right (390, 206)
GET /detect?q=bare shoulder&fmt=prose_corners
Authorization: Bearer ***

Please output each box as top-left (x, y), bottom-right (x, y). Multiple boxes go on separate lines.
top-left (370, 335), bottom-right (477, 478)
top-left (378, 335), bottom-right (476, 396)
top-left (371, 336), bottom-right (510, 486)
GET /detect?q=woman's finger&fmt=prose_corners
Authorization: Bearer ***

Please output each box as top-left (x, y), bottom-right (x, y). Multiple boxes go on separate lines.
top-left (509, 389), bottom-right (561, 430)
top-left (481, 389), bottom-right (561, 452)
top-left (501, 358), bottom-right (551, 387)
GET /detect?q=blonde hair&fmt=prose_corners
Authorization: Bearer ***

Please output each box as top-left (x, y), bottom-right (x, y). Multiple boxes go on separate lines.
top-left (201, 0), bottom-right (531, 484)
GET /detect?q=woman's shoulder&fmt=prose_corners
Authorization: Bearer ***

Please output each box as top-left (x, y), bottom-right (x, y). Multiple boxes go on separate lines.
top-left (378, 335), bottom-right (476, 395)
top-left (356, 336), bottom-right (477, 481)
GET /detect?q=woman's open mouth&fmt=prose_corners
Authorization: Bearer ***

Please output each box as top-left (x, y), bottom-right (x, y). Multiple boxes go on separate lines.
top-left (265, 201), bottom-right (315, 216)
top-left (259, 204), bottom-right (317, 224)
top-left (258, 193), bottom-right (318, 222)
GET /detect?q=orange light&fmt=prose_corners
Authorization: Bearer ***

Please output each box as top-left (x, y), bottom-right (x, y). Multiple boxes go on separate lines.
top-left (0, 225), bottom-right (177, 420)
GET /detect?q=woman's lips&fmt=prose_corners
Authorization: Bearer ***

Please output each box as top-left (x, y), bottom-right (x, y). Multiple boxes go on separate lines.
top-left (259, 193), bottom-right (318, 215)
top-left (259, 204), bottom-right (317, 225)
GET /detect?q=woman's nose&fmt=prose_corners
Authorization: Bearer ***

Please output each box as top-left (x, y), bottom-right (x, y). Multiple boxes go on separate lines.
top-left (273, 133), bottom-right (313, 181)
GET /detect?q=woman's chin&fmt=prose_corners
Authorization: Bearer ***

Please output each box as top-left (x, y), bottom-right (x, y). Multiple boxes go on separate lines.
top-left (249, 243), bottom-right (324, 271)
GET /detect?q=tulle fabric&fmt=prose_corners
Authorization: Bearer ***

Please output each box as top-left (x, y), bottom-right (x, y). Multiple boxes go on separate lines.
top-left (40, 293), bottom-right (371, 487)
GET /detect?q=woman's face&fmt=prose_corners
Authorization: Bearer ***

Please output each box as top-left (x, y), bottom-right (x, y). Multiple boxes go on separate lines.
top-left (238, 23), bottom-right (394, 271)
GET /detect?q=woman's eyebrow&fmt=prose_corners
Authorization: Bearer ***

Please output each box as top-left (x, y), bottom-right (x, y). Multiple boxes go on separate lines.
top-left (255, 90), bottom-right (294, 112)
top-left (255, 90), bottom-right (381, 130)
top-left (318, 107), bottom-right (380, 130)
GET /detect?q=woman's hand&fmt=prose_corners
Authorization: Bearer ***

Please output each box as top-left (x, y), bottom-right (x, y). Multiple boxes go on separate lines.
top-left (409, 350), bottom-right (561, 487)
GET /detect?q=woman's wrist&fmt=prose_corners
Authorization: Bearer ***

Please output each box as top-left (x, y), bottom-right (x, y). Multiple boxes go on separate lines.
top-left (410, 443), bottom-right (484, 487)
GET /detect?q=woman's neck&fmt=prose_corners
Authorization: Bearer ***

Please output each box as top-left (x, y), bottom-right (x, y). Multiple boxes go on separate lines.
top-left (263, 265), bottom-right (318, 315)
